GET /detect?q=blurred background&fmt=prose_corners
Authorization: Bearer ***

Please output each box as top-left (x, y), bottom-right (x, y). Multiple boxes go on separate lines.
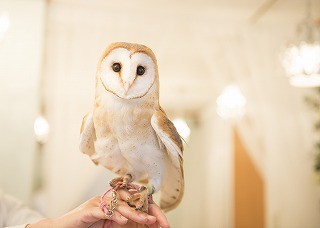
top-left (1, 0), bottom-right (320, 227)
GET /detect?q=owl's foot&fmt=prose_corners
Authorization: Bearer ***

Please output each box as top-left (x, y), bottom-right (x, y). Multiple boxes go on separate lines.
top-left (127, 186), bottom-right (149, 212)
top-left (109, 174), bottom-right (133, 189)
top-left (109, 177), bottom-right (123, 188)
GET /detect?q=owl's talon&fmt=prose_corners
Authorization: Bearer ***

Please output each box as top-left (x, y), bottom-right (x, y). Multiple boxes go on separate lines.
top-left (120, 183), bottom-right (127, 189)
top-left (127, 187), bottom-right (148, 212)
top-left (109, 174), bottom-right (133, 188)
top-left (109, 177), bottom-right (124, 188)
top-left (128, 189), bottom-right (138, 194)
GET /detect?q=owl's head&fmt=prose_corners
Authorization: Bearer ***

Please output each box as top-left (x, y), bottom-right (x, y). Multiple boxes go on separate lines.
top-left (97, 42), bottom-right (158, 100)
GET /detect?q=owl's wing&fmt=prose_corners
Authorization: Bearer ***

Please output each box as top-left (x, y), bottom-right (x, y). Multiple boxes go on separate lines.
top-left (151, 108), bottom-right (184, 212)
top-left (80, 112), bottom-right (96, 156)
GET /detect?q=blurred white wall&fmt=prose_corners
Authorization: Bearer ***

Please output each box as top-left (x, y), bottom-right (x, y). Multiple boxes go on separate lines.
top-left (199, 105), bottom-right (234, 228)
top-left (0, 0), bottom-right (320, 227)
top-left (40, 1), bottom-right (320, 227)
top-left (0, 0), bottom-right (45, 201)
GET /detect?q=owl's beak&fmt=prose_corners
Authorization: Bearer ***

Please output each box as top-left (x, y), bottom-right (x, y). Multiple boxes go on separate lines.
top-left (124, 82), bottom-right (131, 94)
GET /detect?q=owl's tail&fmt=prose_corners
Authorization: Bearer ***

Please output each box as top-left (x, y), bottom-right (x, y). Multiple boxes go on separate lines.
top-left (160, 158), bottom-right (184, 212)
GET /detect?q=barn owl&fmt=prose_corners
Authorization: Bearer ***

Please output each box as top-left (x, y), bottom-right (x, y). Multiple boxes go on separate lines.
top-left (80, 42), bottom-right (184, 212)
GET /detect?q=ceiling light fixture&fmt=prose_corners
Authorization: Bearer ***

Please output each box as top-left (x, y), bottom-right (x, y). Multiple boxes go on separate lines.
top-left (216, 85), bottom-right (247, 119)
top-left (281, 0), bottom-right (320, 87)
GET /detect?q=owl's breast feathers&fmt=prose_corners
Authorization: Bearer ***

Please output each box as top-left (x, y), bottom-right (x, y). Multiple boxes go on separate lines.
top-left (80, 98), bottom-right (184, 212)
top-left (93, 94), bottom-right (156, 140)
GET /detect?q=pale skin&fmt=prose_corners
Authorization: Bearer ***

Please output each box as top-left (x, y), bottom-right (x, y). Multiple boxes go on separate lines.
top-left (28, 189), bottom-right (170, 228)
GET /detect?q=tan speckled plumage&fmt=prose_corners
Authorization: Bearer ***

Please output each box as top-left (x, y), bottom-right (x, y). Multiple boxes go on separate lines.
top-left (80, 42), bottom-right (184, 212)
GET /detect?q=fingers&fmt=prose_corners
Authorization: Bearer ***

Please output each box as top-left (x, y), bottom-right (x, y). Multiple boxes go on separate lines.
top-left (148, 222), bottom-right (160, 228)
top-left (116, 189), bottom-right (157, 224)
top-left (117, 189), bottom-right (131, 201)
top-left (148, 204), bottom-right (170, 228)
top-left (92, 202), bottom-right (130, 225)
top-left (117, 203), bottom-right (156, 225)
top-left (100, 189), bottom-right (169, 227)
top-left (99, 191), bottom-right (156, 225)
top-left (109, 210), bottom-right (129, 225)
top-left (84, 197), bottom-right (128, 225)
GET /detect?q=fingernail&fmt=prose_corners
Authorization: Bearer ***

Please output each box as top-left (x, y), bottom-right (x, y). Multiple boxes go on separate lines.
top-left (120, 215), bottom-right (128, 221)
top-left (139, 213), bottom-right (147, 219)
top-left (147, 215), bottom-right (155, 219)
top-left (138, 213), bottom-right (150, 223)
top-left (147, 215), bottom-right (156, 222)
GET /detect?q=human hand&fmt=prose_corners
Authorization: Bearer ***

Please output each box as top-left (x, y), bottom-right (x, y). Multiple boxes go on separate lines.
top-left (113, 189), bottom-right (170, 228)
top-left (28, 188), bottom-right (170, 228)
top-left (147, 201), bottom-right (170, 228)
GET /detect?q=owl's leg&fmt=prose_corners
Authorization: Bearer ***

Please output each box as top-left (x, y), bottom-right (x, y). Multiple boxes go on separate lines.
top-left (121, 173), bottom-right (133, 188)
top-left (148, 177), bottom-right (161, 195)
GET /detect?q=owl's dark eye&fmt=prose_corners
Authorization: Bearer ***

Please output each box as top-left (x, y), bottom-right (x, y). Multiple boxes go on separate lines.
top-left (112, 63), bottom-right (121, 72)
top-left (137, 66), bottom-right (145, 76)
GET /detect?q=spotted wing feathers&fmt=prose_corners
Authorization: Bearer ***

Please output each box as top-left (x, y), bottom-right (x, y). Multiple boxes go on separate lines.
top-left (151, 108), bottom-right (184, 212)
top-left (80, 112), bottom-right (96, 157)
